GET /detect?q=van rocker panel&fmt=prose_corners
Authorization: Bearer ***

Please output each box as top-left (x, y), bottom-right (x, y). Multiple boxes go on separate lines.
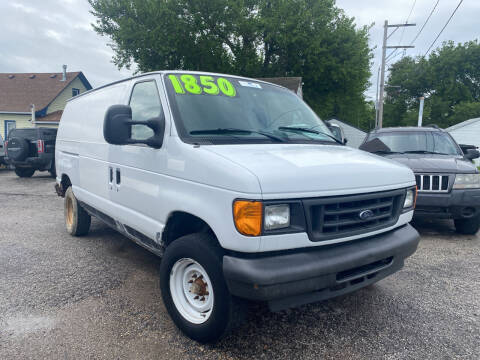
top-left (223, 224), bottom-right (419, 310)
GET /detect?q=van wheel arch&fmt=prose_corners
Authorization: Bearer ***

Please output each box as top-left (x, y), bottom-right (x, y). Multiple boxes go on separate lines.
top-left (55, 174), bottom-right (72, 198)
top-left (162, 212), bottom-right (220, 248)
top-left (61, 174), bottom-right (72, 190)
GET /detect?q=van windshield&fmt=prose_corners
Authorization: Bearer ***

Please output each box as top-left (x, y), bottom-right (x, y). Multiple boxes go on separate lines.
top-left (165, 73), bottom-right (336, 144)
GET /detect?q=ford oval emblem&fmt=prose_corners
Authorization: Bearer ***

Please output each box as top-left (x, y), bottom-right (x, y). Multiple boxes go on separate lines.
top-left (358, 209), bottom-right (374, 220)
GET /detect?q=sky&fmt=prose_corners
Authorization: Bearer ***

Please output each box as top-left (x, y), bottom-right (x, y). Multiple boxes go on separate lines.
top-left (1, 0), bottom-right (478, 99)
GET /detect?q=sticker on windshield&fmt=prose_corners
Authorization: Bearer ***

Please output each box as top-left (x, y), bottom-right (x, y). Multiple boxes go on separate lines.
top-left (168, 74), bottom-right (237, 97)
top-left (239, 81), bottom-right (262, 89)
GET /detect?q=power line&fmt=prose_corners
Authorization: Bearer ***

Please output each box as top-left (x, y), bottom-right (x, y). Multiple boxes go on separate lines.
top-left (409, 0), bottom-right (440, 46)
top-left (386, 0), bottom-right (417, 62)
top-left (377, 21), bottom-right (416, 128)
top-left (385, 0), bottom-right (440, 66)
top-left (424, 0), bottom-right (464, 57)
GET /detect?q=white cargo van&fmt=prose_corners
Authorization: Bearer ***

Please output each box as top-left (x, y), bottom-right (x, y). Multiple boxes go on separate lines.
top-left (55, 71), bottom-right (419, 342)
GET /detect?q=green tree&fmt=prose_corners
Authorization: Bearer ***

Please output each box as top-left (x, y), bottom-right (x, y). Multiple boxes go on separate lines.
top-left (384, 40), bottom-right (480, 128)
top-left (89, 0), bottom-right (374, 129)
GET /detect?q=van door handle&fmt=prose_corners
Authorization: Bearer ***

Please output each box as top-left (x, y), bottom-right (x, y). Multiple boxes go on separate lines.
top-left (108, 167), bottom-right (114, 190)
top-left (116, 168), bottom-right (121, 185)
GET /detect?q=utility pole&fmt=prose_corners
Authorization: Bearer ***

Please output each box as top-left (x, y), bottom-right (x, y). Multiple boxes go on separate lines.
top-left (417, 96), bottom-right (425, 127)
top-left (375, 66), bottom-right (380, 128)
top-left (377, 20), bottom-right (415, 129)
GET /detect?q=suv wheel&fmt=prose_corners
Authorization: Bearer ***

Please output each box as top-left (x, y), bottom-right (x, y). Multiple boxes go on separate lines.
top-left (160, 233), bottom-right (246, 343)
top-left (454, 216), bottom-right (480, 235)
top-left (14, 168), bottom-right (35, 178)
top-left (65, 187), bottom-right (91, 236)
top-left (49, 160), bottom-right (56, 178)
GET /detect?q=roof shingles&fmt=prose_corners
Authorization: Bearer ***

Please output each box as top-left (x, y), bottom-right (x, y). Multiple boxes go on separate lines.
top-left (36, 110), bottom-right (63, 123)
top-left (0, 72), bottom-right (82, 112)
top-left (256, 77), bottom-right (302, 93)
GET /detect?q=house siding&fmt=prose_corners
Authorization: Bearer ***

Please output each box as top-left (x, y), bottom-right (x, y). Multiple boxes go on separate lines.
top-left (47, 77), bottom-right (88, 114)
top-left (446, 118), bottom-right (480, 166)
top-left (0, 113), bottom-right (33, 139)
top-left (328, 119), bottom-right (367, 148)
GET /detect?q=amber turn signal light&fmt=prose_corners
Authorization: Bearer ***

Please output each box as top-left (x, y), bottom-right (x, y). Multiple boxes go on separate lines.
top-left (233, 200), bottom-right (262, 236)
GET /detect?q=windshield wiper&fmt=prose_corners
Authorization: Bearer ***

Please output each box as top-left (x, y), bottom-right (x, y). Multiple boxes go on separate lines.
top-left (403, 150), bottom-right (449, 155)
top-left (189, 128), bottom-right (286, 142)
top-left (277, 126), bottom-right (343, 144)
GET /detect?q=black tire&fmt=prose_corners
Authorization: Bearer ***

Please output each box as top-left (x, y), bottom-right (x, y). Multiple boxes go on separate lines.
top-left (6, 137), bottom-right (29, 161)
top-left (160, 233), bottom-right (246, 343)
top-left (64, 187), bottom-right (91, 236)
top-left (454, 216), bottom-right (480, 235)
top-left (14, 167), bottom-right (35, 178)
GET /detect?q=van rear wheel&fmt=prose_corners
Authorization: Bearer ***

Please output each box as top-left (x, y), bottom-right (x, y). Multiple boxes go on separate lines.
top-left (160, 233), bottom-right (246, 343)
top-left (65, 187), bottom-right (91, 236)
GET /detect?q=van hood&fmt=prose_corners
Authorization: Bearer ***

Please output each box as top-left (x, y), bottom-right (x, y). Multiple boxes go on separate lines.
top-left (204, 144), bottom-right (414, 196)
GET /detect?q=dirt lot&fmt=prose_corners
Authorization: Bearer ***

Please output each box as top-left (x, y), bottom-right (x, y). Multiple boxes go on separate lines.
top-left (0, 169), bottom-right (479, 359)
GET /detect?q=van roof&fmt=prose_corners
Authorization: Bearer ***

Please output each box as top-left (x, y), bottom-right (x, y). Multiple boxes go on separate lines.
top-left (68, 70), bottom-right (288, 102)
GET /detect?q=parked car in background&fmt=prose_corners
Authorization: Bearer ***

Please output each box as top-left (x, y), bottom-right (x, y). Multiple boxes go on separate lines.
top-left (0, 134), bottom-right (5, 165)
top-left (360, 126), bottom-right (480, 234)
top-left (5, 128), bottom-right (57, 178)
top-left (55, 71), bottom-right (419, 342)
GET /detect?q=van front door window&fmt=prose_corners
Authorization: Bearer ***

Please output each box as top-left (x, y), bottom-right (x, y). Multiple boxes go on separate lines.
top-left (129, 81), bottom-right (163, 141)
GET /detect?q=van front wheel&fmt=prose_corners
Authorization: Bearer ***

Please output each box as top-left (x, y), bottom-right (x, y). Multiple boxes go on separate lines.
top-left (160, 233), bottom-right (245, 343)
top-left (64, 187), bottom-right (91, 236)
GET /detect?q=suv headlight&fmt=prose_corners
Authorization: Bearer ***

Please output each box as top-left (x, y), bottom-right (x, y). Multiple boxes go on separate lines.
top-left (403, 187), bottom-right (417, 209)
top-left (264, 204), bottom-right (290, 230)
top-left (453, 174), bottom-right (480, 189)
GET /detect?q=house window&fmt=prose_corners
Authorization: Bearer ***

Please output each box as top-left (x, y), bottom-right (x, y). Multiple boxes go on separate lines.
top-left (4, 120), bottom-right (16, 139)
top-left (72, 88), bottom-right (80, 96)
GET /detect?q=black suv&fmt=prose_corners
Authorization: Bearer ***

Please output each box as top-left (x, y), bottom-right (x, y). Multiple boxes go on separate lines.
top-left (360, 126), bottom-right (480, 234)
top-left (5, 127), bottom-right (57, 178)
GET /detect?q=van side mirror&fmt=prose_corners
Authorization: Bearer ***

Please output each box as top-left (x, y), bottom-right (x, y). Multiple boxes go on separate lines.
top-left (465, 148), bottom-right (480, 160)
top-left (103, 104), bottom-right (165, 149)
top-left (343, 138), bottom-right (348, 145)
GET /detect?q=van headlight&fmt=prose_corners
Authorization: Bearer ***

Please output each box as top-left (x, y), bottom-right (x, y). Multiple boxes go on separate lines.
top-left (403, 187), bottom-right (417, 209)
top-left (233, 199), bottom-right (305, 236)
top-left (264, 204), bottom-right (290, 230)
top-left (453, 174), bottom-right (480, 189)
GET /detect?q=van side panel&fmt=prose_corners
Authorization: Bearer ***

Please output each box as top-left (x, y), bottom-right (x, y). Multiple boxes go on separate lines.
top-left (56, 82), bottom-right (129, 211)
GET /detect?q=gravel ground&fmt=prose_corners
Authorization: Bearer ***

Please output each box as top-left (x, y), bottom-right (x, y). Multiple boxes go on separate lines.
top-left (0, 169), bottom-right (478, 359)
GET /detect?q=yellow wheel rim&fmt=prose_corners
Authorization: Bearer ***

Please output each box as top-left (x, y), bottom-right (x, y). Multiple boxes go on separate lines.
top-left (66, 196), bottom-right (74, 228)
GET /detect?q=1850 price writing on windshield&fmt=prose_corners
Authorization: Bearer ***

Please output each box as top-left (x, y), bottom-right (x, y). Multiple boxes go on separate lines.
top-left (168, 74), bottom-right (237, 97)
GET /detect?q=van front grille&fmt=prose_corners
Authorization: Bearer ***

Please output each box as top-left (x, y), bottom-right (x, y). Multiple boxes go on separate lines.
top-left (302, 189), bottom-right (405, 242)
top-left (415, 174), bottom-right (449, 192)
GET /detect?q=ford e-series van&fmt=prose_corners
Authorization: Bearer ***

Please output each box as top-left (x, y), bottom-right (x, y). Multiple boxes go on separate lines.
top-left (55, 71), bottom-right (420, 342)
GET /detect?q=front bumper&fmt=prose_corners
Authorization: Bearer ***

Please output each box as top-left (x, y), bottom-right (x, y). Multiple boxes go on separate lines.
top-left (223, 224), bottom-right (419, 311)
top-left (414, 189), bottom-right (480, 219)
